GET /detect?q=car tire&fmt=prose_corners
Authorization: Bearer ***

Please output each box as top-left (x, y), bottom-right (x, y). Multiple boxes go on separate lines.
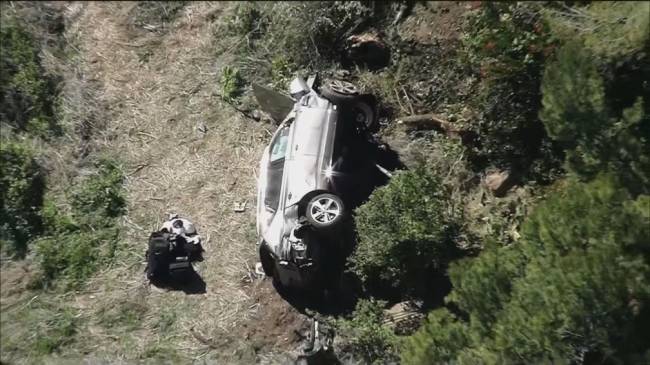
top-left (351, 96), bottom-right (379, 132)
top-left (321, 80), bottom-right (360, 104)
top-left (259, 245), bottom-right (275, 277)
top-left (305, 193), bottom-right (345, 229)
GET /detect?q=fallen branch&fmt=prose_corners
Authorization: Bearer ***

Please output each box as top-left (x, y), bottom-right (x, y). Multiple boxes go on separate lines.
top-left (397, 113), bottom-right (463, 134)
top-left (396, 113), bottom-right (478, 145)
top-left (190, 327), bottom-right (220, 350)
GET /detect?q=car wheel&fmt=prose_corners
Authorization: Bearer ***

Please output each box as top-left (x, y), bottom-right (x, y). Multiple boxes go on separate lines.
top-left (351, 97), bottom-right (378, 132)
top-left (306, 193), bottom-right (344, 229)
top-left (259, 245), bottom-right (275, 277)
top-left (321, 80), bottom-right (360, 104)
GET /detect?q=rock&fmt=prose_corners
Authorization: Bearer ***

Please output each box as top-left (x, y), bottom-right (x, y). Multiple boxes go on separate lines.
top-left (484, 170), bottom-right (515, 197)
top-left (345, 32), bottom-right (390, 70)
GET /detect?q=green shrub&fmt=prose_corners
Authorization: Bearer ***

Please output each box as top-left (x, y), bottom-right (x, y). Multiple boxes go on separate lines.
top-left (336, 299), bottom-right (401, 364)
top-left (0, 19), bottom-right (59, 136)
top-left (34, 227), bottom-right (119, 289)
top-left (71, 159), bottom-right (126, 225)
top-left (350, 166), bottom-right (462, 293)
top-left (219, 66), bottom-right (244, 102)
top-left (33, 159), bottom-right (125, 288)
top-left (0, 141), bottom-right (45, 256)
top-left (225, 2), bottom-right (267, 39)
top-left (540, 41), bottom-right (649, 194)
top-left (544, 2), bottom-right (650, 61)
top-left (219, 2), bottom-right (375, 89)
top-left (401, 309), bottom-right (470, 365)
top-left (462, 2), bottom-right (564, 182)
top-left (405, 175), bottom-right (650, 363)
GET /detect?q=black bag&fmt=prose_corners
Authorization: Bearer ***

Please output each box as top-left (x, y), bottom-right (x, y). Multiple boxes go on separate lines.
top-left (146, 231), bottom-right (171, 280)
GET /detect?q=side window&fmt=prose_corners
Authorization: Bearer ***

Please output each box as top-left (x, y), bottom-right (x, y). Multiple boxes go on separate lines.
top-left (269, 126), bottom-right (290, 163)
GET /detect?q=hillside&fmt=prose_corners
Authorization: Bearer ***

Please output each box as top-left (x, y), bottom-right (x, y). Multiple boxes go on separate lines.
top-left (2, 1), bottom-right (649, 364)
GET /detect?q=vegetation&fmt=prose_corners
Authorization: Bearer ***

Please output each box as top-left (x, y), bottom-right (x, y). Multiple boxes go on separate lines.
top-left (346, 2), bottom-right (649, 364)
top-left (33, 159), bottom-right (125, 289)
top-left (0, 16), bottom-right (59, 136)
top-left (0, 141), bottom-right (46, 257)
top-left (336, 299), bottom-right (401, 364)
top-left (403, 175), bottom-right (650, 363)
top-left (2, 1), bottom-right (649, 363)
top-left (350, 166), bottom-right (462, 295)
top-left (1, 299), bottom-right (79, 357)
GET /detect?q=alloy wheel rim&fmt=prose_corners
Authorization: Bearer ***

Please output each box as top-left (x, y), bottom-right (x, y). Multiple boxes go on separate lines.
top-left (310, 198), bottom-right (340, 223)
top-left (330, 80), bottom-right (358, 95)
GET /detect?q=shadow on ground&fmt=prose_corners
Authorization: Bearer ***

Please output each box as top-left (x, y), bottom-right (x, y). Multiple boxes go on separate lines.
top-left (150, 267), bottom-right (207, 295)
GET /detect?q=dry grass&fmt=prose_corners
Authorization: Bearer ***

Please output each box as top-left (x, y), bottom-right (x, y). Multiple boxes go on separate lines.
top-left (2, 1), bottom-right (305, 363)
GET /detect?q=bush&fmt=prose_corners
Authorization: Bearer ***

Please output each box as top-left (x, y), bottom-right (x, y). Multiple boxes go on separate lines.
top-left (461, 2), bottom-right (564, 182)
top-left (34, 227), bottom-right (119, 289)
top-left (0, 141), bottom-right (45, 256)
top-left (404, 175), bottom-right (650, 363)
top-left (336, 299), bottom-right (401, 364)
top-left (540, 41), bottom-right (649, 194)
top-left (219, 66), bottom-right (244, 103)
top-left (401, 309), bottom-right (470, 365)
top-left (219, 1), bottom-right (376, 90)
top-left (71, 159), bottom-right (126, 225)
top-left (350, 166), bottom-right (462, 294)
top-left (0, 18), bottom-right (59, 136)
top-left (33, 159), bottom-right (125, 288)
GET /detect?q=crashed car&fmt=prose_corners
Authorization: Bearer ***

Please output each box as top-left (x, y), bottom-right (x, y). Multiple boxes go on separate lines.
top-left (255, 76), bottom-right (381, 289)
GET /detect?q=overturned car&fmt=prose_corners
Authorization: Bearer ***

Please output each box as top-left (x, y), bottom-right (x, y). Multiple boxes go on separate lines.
top-left (255, 76), bottom-right (385, 289)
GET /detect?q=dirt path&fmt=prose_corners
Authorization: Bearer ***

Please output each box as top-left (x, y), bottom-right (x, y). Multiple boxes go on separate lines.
top-left (56, 2), bottom-right (306, 362)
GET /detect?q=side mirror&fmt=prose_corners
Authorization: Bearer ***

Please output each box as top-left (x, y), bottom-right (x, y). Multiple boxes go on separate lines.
top-left (289, 77), bottom-right (310, 100)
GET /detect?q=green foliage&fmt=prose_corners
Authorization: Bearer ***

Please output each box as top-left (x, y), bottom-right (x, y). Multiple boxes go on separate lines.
top-left (34, 227), bottom-right (119, 289)
top-left (463, 2), bottom-right (553, 79)
top-left (219, 1), bottom-right (375, 91)
top-left (351, 166), bottom-right (462, 293)
top-left (447, 241), bottom-right (527, 338)
top-left (401, 309), bottom-right (470, 365)
top-left (545, 2), bottom-right (650, 60)
top-left (0, 141), bottom-right (45, 257)
top-left (70, 159), bottom-right (126, 224)
top-left (270, 55), bottom-right (297, 89)
top-left (219, 66), bottom-right (244, 102)
top-left (405, 175), bottom-right (650, 363)
top-left (336, 299), bottom-right (401, 364)
top-left (225, 2), bottom-right (267, 38)
top-left (0, 18), bottom-right (59, 136)
top-left (32, 307), bottom-right (78, 355)
top-left (461, 2), bottom-right (564, 182)
top-left (540, 41), bottom-right (649, 194)
top-left (32, 160), bottom-right (125, 289)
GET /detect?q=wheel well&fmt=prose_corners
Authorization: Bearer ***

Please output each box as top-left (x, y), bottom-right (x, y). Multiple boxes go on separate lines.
top-left (298, 190), bottom-right (331, 216)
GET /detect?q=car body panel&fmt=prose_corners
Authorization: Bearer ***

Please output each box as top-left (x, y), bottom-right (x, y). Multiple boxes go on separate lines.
top-left (257, 84), bottom-right (339, 264)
